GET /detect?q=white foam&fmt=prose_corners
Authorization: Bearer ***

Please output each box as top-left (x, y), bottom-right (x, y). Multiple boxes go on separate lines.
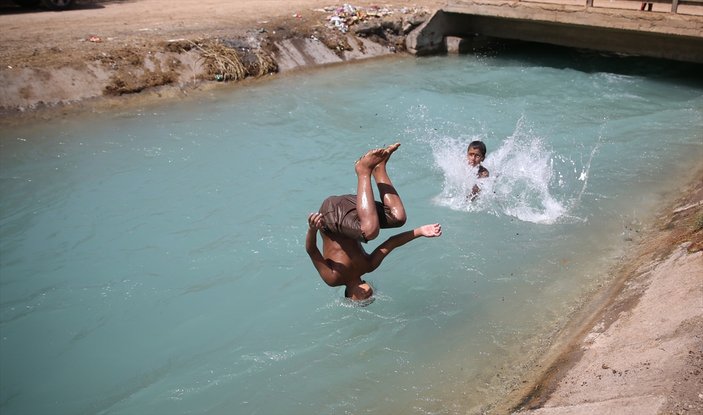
top-left (429, 118), bottom-right (569, 224)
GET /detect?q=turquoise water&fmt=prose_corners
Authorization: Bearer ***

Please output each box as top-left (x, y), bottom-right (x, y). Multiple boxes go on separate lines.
top-left (1, 47), bottom-right (702, 414)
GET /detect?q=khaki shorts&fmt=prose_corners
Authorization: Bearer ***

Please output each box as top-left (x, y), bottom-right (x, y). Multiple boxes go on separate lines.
top-left (319, 194), bottom-right (399, 243)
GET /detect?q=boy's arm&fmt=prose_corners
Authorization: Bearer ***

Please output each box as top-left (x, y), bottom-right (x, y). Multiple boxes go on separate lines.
top-left (306, 214), bottom-right (336, 284)
top-left (368, 224), bottom-right (442, 272)
top-left (470, 167), bottom-right (489, 199)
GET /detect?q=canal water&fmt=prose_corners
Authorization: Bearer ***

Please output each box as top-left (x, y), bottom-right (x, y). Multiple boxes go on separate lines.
top-left (1, 46), bottom-right (702, 414)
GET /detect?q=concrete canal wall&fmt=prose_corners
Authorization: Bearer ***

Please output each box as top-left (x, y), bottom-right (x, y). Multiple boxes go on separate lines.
top-left (407, 0), bottom-right (703, 63)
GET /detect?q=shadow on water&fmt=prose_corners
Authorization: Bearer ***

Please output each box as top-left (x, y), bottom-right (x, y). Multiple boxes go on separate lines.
top-left (474, 39), bottom-right (703, 87)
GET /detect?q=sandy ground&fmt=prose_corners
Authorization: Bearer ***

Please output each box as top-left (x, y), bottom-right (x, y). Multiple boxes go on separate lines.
top-left (0, 0), bottom-right (445, 118)
top-left (1, 1), bottom-right (702, 414)
top-left (510, 173), bottom-right (703, 414)
top-left (0, 0), bottom-right (443, 67)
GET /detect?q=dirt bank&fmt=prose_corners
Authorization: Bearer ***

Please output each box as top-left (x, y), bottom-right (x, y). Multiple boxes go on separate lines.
top-left (507, 170), bottom-right (703, 415)
top-left (0, 0), bottom-right (444, 122)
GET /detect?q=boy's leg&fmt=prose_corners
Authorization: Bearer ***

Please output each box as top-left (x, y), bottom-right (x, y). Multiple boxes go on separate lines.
top-left (354, 147), bottom-right (387, 241)
top-left (373, 143), bottom-right (406, 228)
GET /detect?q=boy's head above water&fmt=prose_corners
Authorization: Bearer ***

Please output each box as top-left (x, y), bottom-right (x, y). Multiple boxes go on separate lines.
top-left (466, 140), bottom-right (487, 167)
top-left (345, 280), bottom-right (373, 301)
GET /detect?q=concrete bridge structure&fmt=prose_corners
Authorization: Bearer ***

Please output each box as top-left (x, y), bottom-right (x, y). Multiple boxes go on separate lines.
top-left (407, 0), bottom-right (703, 63)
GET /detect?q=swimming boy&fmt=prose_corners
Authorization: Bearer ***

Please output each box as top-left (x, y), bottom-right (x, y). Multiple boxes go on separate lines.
top-left (467, 140), bottom-right (489, 197)
top-left (306, 143), bottom-right (442, 301)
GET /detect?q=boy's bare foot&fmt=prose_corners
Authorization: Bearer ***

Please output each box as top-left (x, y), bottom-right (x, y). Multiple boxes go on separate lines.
top-left (418, 223), bottom-right (442, 238)
top-left (376, 142), bottom-right (400, 168)
top-left (385, 142), bottom-right (401, 157)
top-left (355, 147), bottom-right (387, 174)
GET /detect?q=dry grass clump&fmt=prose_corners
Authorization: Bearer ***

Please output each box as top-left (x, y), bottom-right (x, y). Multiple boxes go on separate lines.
top-left (183, 39), bottom-right (277, 81)
top-left (252, 49), bottom-right (277, 77)
top-left (102, 38), bottom-right (277, 96)
top-left (689, 210), bottom-right (703, 253)
top-left (191, 40), bottom-right (247, 81)
top-left (694, 211), bottom-right (703, 232)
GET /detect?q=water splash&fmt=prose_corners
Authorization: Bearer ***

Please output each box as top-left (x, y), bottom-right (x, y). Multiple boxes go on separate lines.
top-left (430, 118), bottom-right (569, 224)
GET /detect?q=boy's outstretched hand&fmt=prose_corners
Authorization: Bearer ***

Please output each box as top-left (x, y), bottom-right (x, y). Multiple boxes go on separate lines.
top-left (417, 223), bottom-right (442, 238)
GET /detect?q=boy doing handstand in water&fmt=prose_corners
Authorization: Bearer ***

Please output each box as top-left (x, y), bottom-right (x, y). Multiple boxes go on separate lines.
top-left (306, 143), bottom-right (442, 301)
